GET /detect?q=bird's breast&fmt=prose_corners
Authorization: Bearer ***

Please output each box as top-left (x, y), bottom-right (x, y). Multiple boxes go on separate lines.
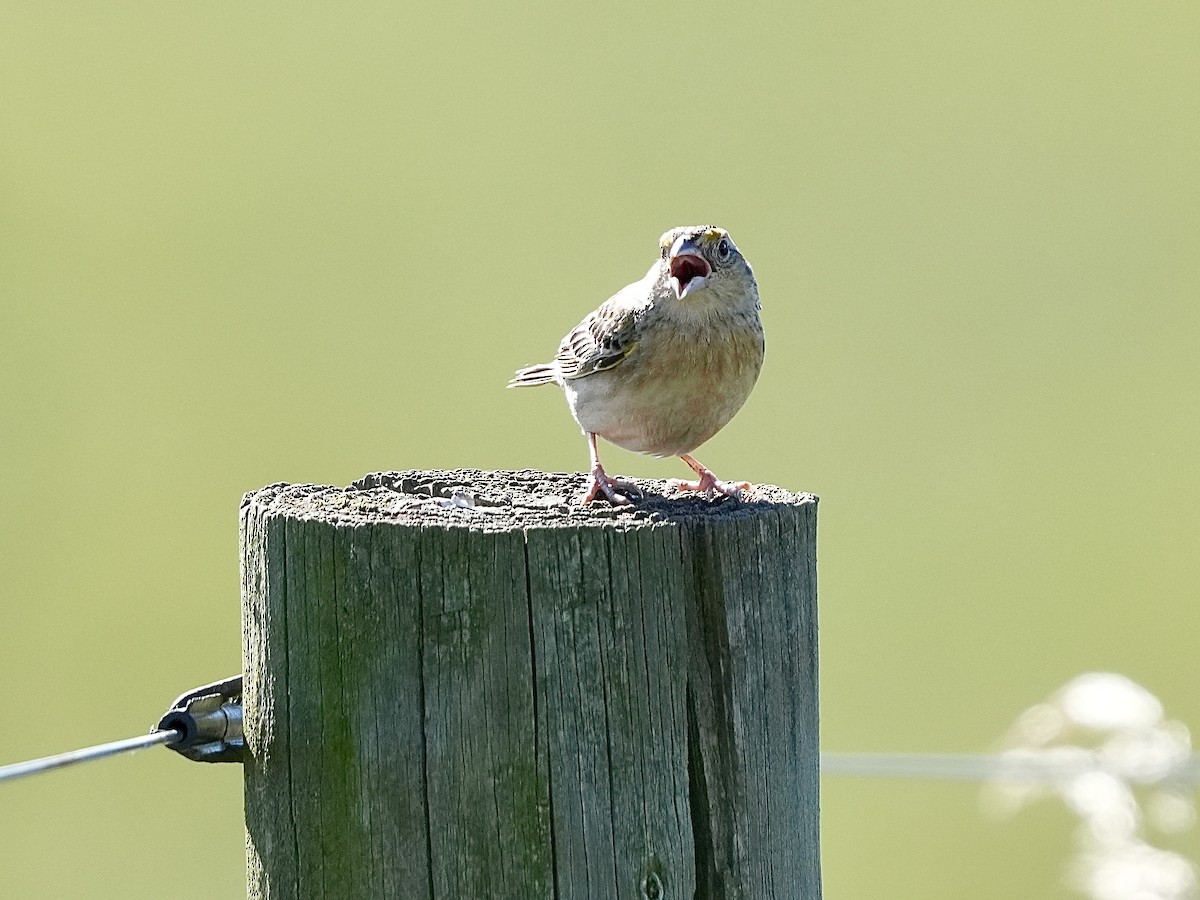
top-left (564, 320), bottom-right (765, 458)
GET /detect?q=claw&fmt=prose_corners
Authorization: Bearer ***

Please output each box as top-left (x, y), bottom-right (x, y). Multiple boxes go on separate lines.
top-left (672, 454), bottom-right (753, 500)
top-left (666, 476), bottom-right (751, 500)
top-left (582, 468), bottom-right (635, 505)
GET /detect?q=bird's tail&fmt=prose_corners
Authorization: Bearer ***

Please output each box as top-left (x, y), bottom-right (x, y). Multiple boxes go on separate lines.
top-left (507, 363), bottom-right (558, 388)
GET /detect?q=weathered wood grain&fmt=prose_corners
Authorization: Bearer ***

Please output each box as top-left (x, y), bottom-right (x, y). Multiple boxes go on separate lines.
top-left (241, 469), bottom-right (819, 900)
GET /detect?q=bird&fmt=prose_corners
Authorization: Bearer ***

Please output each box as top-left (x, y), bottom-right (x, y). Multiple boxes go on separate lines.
top-left (508, 225), bottom-right (764, 504)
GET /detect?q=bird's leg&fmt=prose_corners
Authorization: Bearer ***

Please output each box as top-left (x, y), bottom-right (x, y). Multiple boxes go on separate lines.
top-left (669, 454), bottom-right (753, 500)
top-left (582, 433), bottom-right (636, 505)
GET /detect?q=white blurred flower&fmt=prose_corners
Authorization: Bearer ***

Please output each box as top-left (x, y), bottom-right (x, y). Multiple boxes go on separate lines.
top-left (1061, 674), bottom-right (1164, 733)
top-left (1074, 842), bottom-right (1197, 900)
top-left (1149, 792), bottom-right (1197, 835)
top-left (1062, 770), bottom-right (1138, 844)
top-left (989, 673), bottom-right (1198, 900)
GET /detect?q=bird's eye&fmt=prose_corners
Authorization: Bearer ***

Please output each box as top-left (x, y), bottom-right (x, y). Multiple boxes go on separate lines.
top-left (716, 238), bottom-right (732, 260)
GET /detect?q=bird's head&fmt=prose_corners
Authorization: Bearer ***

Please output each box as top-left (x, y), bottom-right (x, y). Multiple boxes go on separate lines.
top-left (658, 225), bottom-right (755, 303)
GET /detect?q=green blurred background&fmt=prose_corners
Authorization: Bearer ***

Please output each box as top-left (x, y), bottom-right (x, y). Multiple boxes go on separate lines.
top-left (2, 3), bottom-right (1197, 897)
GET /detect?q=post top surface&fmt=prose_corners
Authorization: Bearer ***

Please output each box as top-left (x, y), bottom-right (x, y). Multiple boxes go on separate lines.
top-left (242, 469), bottom-right (816, 531)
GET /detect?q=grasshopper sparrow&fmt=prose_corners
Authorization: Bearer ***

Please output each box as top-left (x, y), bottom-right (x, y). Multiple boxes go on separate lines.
top-left (509, 225), bottom-right (764, 504)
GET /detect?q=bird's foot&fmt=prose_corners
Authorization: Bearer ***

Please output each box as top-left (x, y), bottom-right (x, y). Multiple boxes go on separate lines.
top-left (670, 455), bottom-right (752, 500)
top-left (582, 466), bottom-right (638, 505)
top-left (667, 475), bottom-right (751, 500)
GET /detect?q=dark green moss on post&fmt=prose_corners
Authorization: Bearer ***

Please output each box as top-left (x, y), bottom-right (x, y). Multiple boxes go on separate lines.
top-left (240, 469), bottom-right (820, 900)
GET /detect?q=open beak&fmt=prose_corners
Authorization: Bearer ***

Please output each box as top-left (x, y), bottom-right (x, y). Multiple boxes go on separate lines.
top-left (668, 236), bottom-right (712, 299)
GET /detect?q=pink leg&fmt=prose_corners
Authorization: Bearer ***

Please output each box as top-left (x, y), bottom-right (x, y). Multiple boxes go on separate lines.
top-left (668, 454), bottom-right (753, 500)
top-left (582, 433), bottom-right (636, 504)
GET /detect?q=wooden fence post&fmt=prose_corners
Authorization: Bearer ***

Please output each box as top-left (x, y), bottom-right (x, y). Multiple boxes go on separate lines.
top-left (240, 469), bottom-right (820, 900)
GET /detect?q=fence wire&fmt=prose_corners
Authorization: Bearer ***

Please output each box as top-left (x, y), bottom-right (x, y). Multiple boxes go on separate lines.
top-left (0, 730), bottom-right (179, 784)
top-left (821, 752), bottom-right (1200, 785)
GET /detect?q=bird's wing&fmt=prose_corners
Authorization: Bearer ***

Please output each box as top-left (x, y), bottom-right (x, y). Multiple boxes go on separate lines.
top-left (554, 291), bottom-right (642, 381)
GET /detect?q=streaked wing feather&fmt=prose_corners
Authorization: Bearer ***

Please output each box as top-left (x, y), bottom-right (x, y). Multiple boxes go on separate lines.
top-left (555, 299), bottom-right (640, 380)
